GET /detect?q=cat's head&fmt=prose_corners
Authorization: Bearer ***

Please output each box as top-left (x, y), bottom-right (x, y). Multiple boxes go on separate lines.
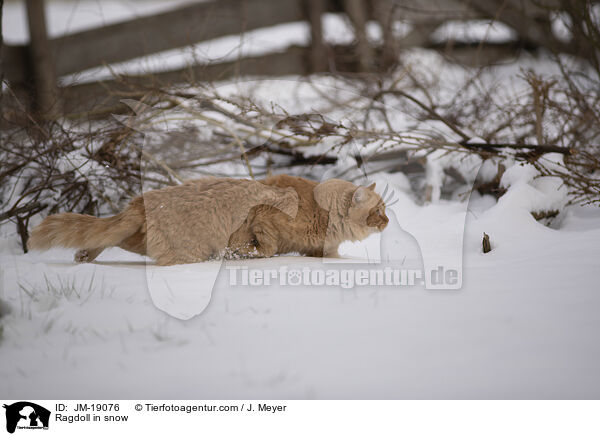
top-left (314, 179), bottom-right (389, 234)
top-left (351, 183), bottom-right (389, 232)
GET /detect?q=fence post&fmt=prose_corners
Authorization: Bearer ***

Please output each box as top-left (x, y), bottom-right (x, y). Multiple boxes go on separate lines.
top-left (372, 0), bottom-right (397, 70)
top-left (343, 0), bottom-right (374, 72)
top-left (25, 0), bottom-right (60, 118)
top-left (305, 0), bottom-right (328, 73)
top-left (0, 0), bottom-right (4, 95)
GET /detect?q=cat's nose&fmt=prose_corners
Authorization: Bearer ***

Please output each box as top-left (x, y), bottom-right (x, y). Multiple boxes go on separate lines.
top-left (378, 215), bottom-right (389, 230)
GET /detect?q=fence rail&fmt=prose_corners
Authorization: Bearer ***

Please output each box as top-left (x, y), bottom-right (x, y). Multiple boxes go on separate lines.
top-left (0, 0), bottom-right (571, 120)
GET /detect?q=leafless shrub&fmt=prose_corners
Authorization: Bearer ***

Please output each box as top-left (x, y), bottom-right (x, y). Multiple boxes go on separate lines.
top-left (0, 110), bottom-right (144, 250)
top-left (2, 39), bottom-right (600, 255)
top-left (354, 56), bottom-right (600, 204)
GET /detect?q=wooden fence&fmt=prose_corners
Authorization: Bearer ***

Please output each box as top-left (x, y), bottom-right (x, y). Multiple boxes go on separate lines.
top-left (0, 0), bottom-right (565, 119)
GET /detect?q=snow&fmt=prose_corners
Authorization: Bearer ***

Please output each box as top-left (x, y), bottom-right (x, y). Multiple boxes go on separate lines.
top-left (2, 188), bottom-right (600, 398)
top-left (431, 19), bottom-right (518, 44)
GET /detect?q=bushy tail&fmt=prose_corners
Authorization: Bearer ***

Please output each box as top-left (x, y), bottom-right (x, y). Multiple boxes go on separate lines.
top-left (27, 199), bottom-right (145, 251)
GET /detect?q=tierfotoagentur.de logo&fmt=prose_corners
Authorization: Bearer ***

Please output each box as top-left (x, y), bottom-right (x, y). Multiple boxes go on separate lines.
top-left (227, 265), bottom-right (459, 288)
top-left (3, 402), bottom-right (50, 434)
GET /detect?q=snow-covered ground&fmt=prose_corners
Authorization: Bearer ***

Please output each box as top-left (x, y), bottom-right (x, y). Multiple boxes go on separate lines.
top-left (2, 185), bottom-right (600, 399)
top-left (2, 1), bottom-right (600, 399)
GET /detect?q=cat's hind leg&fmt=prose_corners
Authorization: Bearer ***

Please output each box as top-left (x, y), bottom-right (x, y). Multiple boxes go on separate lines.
top-left (75, 228), bottom-right (147, 263)
top-left (74, 247), bottom-right (104, 263)
top-left (118, 229), bottom-right (147, 256)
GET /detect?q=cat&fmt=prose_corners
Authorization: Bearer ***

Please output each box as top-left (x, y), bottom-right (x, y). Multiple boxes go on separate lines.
top-left (27, 175), bottom-right (388, 265)
top-left (226, 175), bottom-right (389, 258)
top-left (27, 177), bottom-right (299, 265)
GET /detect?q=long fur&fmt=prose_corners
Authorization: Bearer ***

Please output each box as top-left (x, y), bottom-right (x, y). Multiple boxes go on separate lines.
top-left (27, 197), bottom-right (145, 251)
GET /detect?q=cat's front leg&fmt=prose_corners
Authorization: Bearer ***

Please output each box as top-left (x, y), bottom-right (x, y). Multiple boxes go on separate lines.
top-left (323, 242), bottom-right (341, 258)
top-left (227, 221), bottom-right (278, 259)
top-left (227, 225), bottom-right (260, 259)
top-left (251, 222), bottom-right (278, 258)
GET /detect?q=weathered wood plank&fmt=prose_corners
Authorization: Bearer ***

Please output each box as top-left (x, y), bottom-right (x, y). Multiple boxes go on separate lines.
top-left (59, 46), bottom-right (311, 116)
top-left (51, 0), bottom-right (306, 77)
top-left (377, 0), bottom-right (481, 22)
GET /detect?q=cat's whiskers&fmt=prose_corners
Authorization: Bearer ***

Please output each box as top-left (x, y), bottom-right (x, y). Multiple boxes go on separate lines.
top-left (381, 184), bottom-right (389, 202)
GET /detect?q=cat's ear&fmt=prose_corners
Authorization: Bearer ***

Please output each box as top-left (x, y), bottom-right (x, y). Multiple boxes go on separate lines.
top-left (367, 183), bottom-right (376, 191)
top-left (352, 186), bottom-right (370, 204)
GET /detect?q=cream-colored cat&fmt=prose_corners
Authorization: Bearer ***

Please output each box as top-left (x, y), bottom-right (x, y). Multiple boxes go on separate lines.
top-left (27, 176), bottom-right (388, 265)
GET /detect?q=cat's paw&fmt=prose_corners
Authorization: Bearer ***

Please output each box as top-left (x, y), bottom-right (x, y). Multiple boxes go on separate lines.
top-left (74, 249), bottom-right (91, 263)
top-left (225, 240), bottom-right (260, 259)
